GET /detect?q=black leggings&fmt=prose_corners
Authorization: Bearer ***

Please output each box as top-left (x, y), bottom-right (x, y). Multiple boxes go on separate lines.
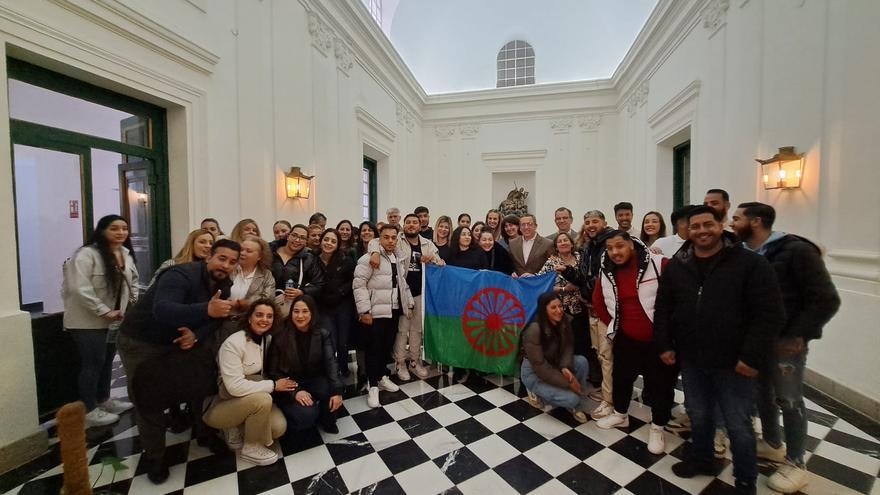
top-left (362, 313), bottom-right (399, 387)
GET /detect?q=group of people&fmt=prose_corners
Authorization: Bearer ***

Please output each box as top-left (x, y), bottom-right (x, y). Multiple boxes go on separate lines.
top-left (59, 188), bottom-right (839, 494)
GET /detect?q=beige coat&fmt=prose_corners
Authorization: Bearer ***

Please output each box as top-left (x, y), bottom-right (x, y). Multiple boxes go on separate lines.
top-left (62, 245), bottom-right (139, 329)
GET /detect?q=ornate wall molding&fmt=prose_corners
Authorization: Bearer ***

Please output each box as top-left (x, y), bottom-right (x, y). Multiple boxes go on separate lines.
top-left (702, 0), bottom-right (730, 36)
top-left (481, 149), bottom-right (547, 161)
top-left (334, 38), bottom-right (353, 75)
top-left (434, 124), bottom-right (456, 140)
top-left (578, 114), bottom-right (602, 131)
top-left (624, 80), bottom-right (650, 117)
top-left (549, 118), bottom-right (574, 134)
top-left (458, 124), bottom-right (480, 138)
top-left (307, 11), bottom-right (333, 57)
top-left (396, 102), bottom-right (415, 132)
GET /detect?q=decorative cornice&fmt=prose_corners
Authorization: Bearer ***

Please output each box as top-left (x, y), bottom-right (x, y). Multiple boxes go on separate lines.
top-left (702, 0), bottom-right (730, 35)
top-left (434, 125), bottom-right (456, 140)
top-left (334, 38), bottom-right (354, 75)
top-left (481, 149), bottom-right (547, 161)
top-left (45, 0), bottom-right (219, 74)
top-left (355, 106), bottom-right (396, 142)
top-left (307, 11), bottom-right (333, 57)
top-left (647, 80), bottom-right (701, 126)
top-left (578, 114), bottom-right (602, 131)
top-left (624, 80), bottom-right (650, 117)
top-left (396, 102), bottom-right (415, 132)
top-left (458, 124), bottom-right (480, 138)
top-left (549, 118), bottom-right (574, 134)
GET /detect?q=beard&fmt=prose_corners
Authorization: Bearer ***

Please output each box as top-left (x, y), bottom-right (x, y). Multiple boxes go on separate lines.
top-left (210, 269), bottom-right (230, 282)
top-left (404, 231), bottom-right (419, 239)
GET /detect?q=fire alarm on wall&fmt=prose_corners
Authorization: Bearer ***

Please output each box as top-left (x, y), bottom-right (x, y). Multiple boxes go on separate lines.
top-left (69, 200), bottom-right (79, 219)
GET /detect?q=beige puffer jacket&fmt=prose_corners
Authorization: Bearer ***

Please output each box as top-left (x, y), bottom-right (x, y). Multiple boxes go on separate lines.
top-left (352, 250), bottom-right (413, 318)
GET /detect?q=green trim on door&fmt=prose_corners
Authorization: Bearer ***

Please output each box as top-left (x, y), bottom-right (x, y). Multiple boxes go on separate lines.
top-left (363, 157), bottom-right (377, 223)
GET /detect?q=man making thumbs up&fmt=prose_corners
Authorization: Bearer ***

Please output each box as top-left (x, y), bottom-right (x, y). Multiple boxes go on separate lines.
top-left (118, 239), bottom-right (241, 484)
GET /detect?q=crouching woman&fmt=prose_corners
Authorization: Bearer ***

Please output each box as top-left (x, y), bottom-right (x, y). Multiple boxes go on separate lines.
top-left (266, 295), bottom-right (344, 433)
top-left (202, 298), bottom-right (290, 466)
top-left (521, 292), bottom-right (590, 423)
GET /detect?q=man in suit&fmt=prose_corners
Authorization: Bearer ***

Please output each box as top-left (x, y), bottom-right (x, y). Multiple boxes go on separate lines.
top-left (508, 214), bottom-right (553, 276)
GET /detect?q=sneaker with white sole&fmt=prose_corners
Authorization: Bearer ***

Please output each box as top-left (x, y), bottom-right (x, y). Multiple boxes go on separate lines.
top-left (378, 375), bottom-right (400, 392)
top-left (756, 438), bottom-right (786, 463)
top-left (526, 390), bottom-right (544, 410)
top-left (588, 389), bottom-right (603, 402)
top-left (570, 409), bottom-right (588, 424)
top-left (396, 362), bottom-right (411, 381)
top-left (648, 423), bottom-right (666, 454)
top-left (224, 426), bottom-right (243, 450)
top-left (409, 361), bottom-right (429, 379)
top-left (767, 461), bottom-right (808, 493)
top-left (590, 401), bottom-right (614, 421)
top-left (714, 429), bottom-right (728, 458)
top-left (367, 386), bottom-right (380, 408)
top-left (98, 398), bottom-right (133, 415)
top-left (85, 407), bottom-right (119, 427)
top-left (596, 411), bottom-right (628, 429)
top-left (240, 442), bottom-right (279, 466)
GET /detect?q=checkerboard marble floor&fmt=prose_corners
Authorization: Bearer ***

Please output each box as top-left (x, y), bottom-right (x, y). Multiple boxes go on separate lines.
top-left (3, 359), bottom-right (879, 495)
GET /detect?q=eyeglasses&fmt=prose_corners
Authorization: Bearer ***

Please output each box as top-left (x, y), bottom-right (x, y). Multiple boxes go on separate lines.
top-left (288, 233), bottom-right (307, 241)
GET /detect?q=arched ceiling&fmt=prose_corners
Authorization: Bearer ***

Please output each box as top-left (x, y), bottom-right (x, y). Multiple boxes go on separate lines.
top-left (386, 0), bottom-right (658, 95)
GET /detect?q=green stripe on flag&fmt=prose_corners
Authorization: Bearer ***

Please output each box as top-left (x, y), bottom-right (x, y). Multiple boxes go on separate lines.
top-left (424, 314), bottom-right (522, 376)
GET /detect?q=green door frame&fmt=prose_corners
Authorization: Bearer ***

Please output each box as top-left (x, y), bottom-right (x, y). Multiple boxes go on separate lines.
top-left (6, 58), bottom-right (171, 268)
top-left (363, 157), bottom-right (378, 223)
top-left (673, 141), bottom-right (691, 211)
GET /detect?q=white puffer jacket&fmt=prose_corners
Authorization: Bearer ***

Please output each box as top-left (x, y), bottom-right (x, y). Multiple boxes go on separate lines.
top-left (352, 250), bottom-right (414, 318)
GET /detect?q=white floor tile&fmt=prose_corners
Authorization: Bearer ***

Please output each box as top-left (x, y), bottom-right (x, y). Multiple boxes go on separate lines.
top-left (343, 395), bottom-right (373, 416)
top-left (318, 414), bottom-right (360, 443)
top-left (584, 449), bottom-right (645, 487)
top-left (395, 461), bottom-right (455, 495)
top-left (480, 388), bottom-right (519, 407)
top-left (524, 441), bottom-right (580, 477)
top-left (127, 462), bottom-right (186, 494)
top-left (630, 423), bottom-right (684, 454)
top-left (473, 408), bottom-right (519, 433)
top-left (413, 428), bottom-right (464, 460)
top-left (528, 477), bottom-right (578, 495)
top-left (647, 454), bottom-right (714, 494)
top-left (436, 383), bottom-right (477, 401)
top-left (813, 439), bottom-right (880, 475)
top-left (283, 445), bottom-right (335, 482)
top-left (834, 419), bottom-right (880, 443)
top-left (182, 472), bottom-right (238, 494)
top-left (523, 413), bottom-right (570, 440)
top-left (399, 380), bottom-right (436, 397)
top-left (336, 452), bottom-right (393, 492)
top-left (456, 469), bottom-right (519, 495)
top-left (383, 398), bottom-right (425, 421)
top-left (428, 402), bottom-right (471, 427)
top-left (466, 434), bottom-right (520, 468)
top-left (362, 421), bottom-right (411, 451)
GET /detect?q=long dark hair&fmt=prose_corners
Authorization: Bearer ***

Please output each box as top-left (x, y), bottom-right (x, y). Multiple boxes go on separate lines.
top-left (336, 220), bottom-right (355, 253)
top-left (239, 297), bottom-right (280, 338)
top-left (271, 295), bottom-right (321, 374)
top-left (319, 228), bottom-right (343, 268)
top-left (86, 214), bottom-right (135, 291)
top-left (639, 211), bottom-right (667, 245)
top-left (450, 226), bottom-right (474, 256)
top-left (357, 221), bottom-right (378, 257)
top-left (535, 291), bottom-right (571, 343)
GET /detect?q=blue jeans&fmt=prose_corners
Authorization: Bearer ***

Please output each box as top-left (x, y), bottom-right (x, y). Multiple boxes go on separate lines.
top-left (276, 375), bottom-right (333, 431)
top-left (757, 346), bottom-right (808, 466)
top-left (70, 329), bottom-right (115, 411)
top-left (521, 356), bottom-right (588, 410)
top-left (320, 297), bottom-right (355, 371)
top-left (681, 362), bottom-right (757, 488)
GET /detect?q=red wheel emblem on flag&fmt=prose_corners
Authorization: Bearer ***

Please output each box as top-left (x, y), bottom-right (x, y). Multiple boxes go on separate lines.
top-left (462, 288), bottom-right (526, 357)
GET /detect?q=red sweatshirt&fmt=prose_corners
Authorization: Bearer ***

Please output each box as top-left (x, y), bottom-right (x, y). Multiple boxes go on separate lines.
top-left (592, 256), bottom-right (667, 342)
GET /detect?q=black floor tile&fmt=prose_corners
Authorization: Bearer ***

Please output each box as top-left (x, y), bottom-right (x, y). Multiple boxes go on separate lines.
top-left (325, 433), bottom-right (375, 465)
top-left (806, 409), bottom-right (839, 428)
top-left (557, 462), bottom-right (621, 494)
top-left (236, 459), bottom-right (291, 495)
top-left (376, 439), bottom-right (430, 474)
top-left (626, 470), bottom-right (691, 495)
top-left (823, 429), bottom-right (880, 460)
top-left (409, 391), bottom-right (453, 411)
top-left (183, 450), bottom-right (237, 487)
top-left (497, 423), bottom-right (546, 452)
top-left (806, 454), bottom-right (876, 494)
top-left (359, 475), bottom-right (407, 494)
top-left (398, 412), bottom-right (443, 438)
top-left (350, 407), bottom-right (395, 431)
top-left (279, 426), bottom-right (324, 456)
top-left (432, 447), bottom-right (489, 484)
top-left (0, 444), bottom-right (61, 493)
top-left (551, 429), bottom-right (605, 460)
top-left (493, 454), bottom-right (553, 493)
top-left (454, 395), bottom-right (496, 416)
top-left (499, 398), bottom-right (543, 422)
top-left (290, 466), bottom-right (348, 494)
top-left (90, 436), bottom-right (142, 464)
top-left (17, 473), bottom-right (64, 495)
top-left (445, 417), bottom-right (493, 445)
top-left (609, 435), bottom-right (665, 468)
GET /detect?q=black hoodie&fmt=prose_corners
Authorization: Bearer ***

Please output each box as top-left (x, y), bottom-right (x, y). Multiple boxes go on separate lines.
top-left (561, 227), bottom-right (616, 299)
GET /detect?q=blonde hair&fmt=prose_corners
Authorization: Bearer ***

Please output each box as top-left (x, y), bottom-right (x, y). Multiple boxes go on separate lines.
top-left (241, 235), bottom-right (273, 271)
top-left (229, 218), bottom-right (261, 243)
top-left (433, 215), bottom-right (452, 245)
top-left (173, 229), bottom-right (215, 264)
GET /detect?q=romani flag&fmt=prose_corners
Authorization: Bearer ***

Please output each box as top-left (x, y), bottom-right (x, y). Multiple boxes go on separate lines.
top-left (424, 264), bottom-right (556, 376)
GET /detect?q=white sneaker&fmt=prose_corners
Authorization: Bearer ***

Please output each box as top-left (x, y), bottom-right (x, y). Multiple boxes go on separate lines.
top-left (714, 429), bottom-right (728, 458)
top-left (756, 438), bottom-right (786, 463)
top-left (767, 461), bottom-right (809, 493)
top-left (378, 375), bottom-right (400, 393)
top-left (526, 390), bottom-right (544, 410)
top-left (648, 423), bottom-right (666, 454)
top-left (569, 409), bottom-right (588, 424)
top-left (98, 398), bottom-right (133, 415)
top-left (396, 362), bottom-right (411, 382)
top-left (409, 361), bottom-right (429, 379)
top-left (240, 442), bottom-right (279, 466)
top-left (590, 401), bottom-right (614, 421)
top-left (596, 411), bottom-right (629, 429)
top-left (85, 407), bottom-right (119, 427)
top-left (367, 386), bottom-right (380, 408)
top-left (224, 426), bottom-right (244, 450)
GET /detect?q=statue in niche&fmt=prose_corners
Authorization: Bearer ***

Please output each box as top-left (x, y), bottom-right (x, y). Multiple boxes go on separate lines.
top-left (498, 186), bottom-right (529, 217)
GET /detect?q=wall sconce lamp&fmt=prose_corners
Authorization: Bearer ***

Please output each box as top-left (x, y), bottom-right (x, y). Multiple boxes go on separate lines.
top-left (285, 166), bottom-right (314, 199)
top-left (756, 146), bottom-right (804, 190)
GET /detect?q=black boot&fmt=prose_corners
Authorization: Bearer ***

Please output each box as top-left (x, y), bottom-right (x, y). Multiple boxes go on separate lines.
top-left (146, 456), bottom-right (169, 484)
top-left (671, 459), bottom-right (717, 478)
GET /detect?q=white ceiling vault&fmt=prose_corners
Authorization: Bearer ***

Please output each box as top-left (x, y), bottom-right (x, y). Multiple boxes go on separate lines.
top-left (383, 0), bottom-right (658, 95)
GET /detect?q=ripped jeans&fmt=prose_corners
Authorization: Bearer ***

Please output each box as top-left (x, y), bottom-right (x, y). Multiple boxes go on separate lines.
top-left (756, 345), bottom-right (808, 466)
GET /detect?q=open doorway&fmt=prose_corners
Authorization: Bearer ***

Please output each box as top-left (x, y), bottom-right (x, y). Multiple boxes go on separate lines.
top-left (6, 58), bottom-right (170, 416)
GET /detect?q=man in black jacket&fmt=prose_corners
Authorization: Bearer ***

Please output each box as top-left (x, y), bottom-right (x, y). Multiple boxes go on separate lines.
top-left (732, 202), bottom-right (840, 494)
top-left (118, 239), bottom-right (240, 484)
top-left (654, 206), bottom-right (784, 495)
